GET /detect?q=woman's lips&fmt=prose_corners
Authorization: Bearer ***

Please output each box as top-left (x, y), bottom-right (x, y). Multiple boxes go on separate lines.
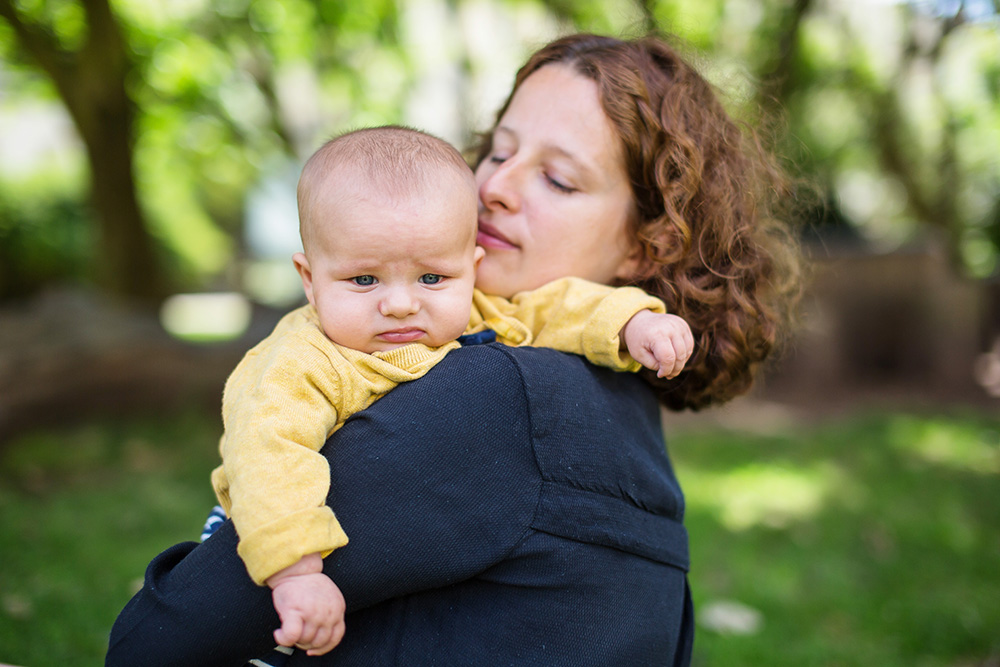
top-left (378, 328), bottom-right (425, 344)
top-left (476, 221), bottom-right (517, 250)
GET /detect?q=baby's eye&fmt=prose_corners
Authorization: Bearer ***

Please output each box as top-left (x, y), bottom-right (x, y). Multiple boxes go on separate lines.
top-left (419, 274), bottom-right (444, 285)
top-left (351, 275), bottom-right (377, 286)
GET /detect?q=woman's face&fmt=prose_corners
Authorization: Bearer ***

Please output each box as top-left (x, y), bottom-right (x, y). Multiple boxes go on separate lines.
top-left (474, 64), bottom-right (638, 298)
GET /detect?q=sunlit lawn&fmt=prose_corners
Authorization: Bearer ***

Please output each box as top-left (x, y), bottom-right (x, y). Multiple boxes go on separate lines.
top-left (670, 410), bottom-right (1000, 666)
top-left (1, 408), bottom-right (998, 666)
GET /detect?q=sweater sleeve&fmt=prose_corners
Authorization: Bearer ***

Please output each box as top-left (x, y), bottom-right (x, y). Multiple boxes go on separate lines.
top-left (474, 278), bottom-right (666, 372)
top-left (216, 311), bottom-right (351, 585)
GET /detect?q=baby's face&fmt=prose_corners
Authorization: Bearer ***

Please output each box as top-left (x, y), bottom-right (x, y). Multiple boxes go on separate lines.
top-left (296, 173), bottom-right (481, 354)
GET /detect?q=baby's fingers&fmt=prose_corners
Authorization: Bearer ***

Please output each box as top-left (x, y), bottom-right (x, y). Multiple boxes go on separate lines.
top-left (627, 344), bottom-right (661, 375)
top-left (652, 338), bottom-right (690, 379)
top-left (305, 618), bottom-right (346, 656)
top-left (274, 612), bottom-right (304, 648)
top-left (679, 327), bottom-right (695, 362)
top-left (640, 340), bottom-right (674, 378)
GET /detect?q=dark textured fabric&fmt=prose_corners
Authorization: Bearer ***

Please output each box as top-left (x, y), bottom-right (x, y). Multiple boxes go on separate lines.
top-left (107, 344), bottom-right (692, 666)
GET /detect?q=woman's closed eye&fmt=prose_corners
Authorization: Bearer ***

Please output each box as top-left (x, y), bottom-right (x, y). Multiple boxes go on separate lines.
top-left (545, 173), bottom-right (575, 194)
top-left (484, 140), bottom-right (575, 194)
top-left (351, 275), bottom-right (377, 287)
top-left (490, 155), bottom-right (574, 193)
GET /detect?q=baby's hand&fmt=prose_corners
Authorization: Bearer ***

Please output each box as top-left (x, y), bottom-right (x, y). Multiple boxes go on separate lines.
top-left (267, 554), bottom-right (346, 656)
top-left (621, 310), bottom-right (694, 379)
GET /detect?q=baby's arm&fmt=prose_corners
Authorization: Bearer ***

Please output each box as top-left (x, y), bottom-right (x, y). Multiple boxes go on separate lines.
top-left (217, 312), bottom-right (354, 652)
top-left (475, 277), bottom-right (693, 375)
top-left (218, 319), bottom-right (350, 586)
top-left (267, 554), bottom-right (346, 656)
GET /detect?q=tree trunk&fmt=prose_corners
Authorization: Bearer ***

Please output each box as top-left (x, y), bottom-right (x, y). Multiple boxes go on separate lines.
top-left (0, 0), bottom-right (167, 302)
top-left (76, 94), bottom-right (166, 302)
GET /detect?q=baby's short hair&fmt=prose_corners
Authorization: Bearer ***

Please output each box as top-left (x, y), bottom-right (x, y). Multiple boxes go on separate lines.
top-left (297, 126), bottom-right (473, 248)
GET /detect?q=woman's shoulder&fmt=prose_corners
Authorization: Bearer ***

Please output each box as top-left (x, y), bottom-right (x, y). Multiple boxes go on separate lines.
top-left (434, 344), bottom-right (667, 471)
top-left (424, 342), bottom-right (648, 406)
top-left (357, 341), bottom-right (663, 460)
top-left (420, 342), bottom-right (657, 413)
top-left (486, 343), bottom-right (659, 413)
top-left (443, 343), bottom-right (687, 559)
top-left (355, 342), bottom-right (658, 454)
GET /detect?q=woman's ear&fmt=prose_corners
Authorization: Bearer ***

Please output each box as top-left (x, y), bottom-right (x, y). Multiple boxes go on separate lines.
top-left (292, 252), bottom-right (317, 307)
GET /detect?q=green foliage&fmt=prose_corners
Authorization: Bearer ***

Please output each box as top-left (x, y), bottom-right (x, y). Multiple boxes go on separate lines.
top-left (1, 410), bottom-right (998, 664)
top-left (1, 0), bottom-right (998, 299)
top-left (10, 0), bottom-right (87, 50)
top-left (0, 178), bottom-right (93, 299)
top-left (652, 0), bottom-right (725, 50)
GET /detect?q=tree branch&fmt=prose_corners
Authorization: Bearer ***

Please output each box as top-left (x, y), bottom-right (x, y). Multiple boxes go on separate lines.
top-left (868, 4), bottom-right (965, 268)
top-left (0, 0), bottom-right (76, 87)
top-left (870, 89), bottom-right (937, 225)
top-left (79, 0), bottom-right (120, 42)
top-left (245, 44), bottom-right (298, 158)
top-left (636, 0), bottom-right (657, 33)
top-left (758, 0), bottom-right (814, 107)
top-left (934, 4), bottom-right (965, 57)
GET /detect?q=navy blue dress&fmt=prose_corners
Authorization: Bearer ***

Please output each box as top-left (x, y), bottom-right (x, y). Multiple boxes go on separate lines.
top-left (107, 344), bottom-right (693, 666)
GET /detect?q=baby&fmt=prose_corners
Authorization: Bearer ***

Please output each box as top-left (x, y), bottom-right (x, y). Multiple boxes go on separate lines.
top-left (211, 126), bottom-right (694, 656)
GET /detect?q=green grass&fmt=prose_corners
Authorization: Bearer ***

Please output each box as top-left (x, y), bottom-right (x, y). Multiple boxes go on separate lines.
top-left (0, 413), bottom-right (221, 666)
top-left (0, 409), bottom-right (998, 665)
top-left (670, 411), bottom-right (1000, 666)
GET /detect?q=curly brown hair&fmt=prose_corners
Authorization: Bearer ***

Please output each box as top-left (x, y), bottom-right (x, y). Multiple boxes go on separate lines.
top-left (475, 33), bottom-right (803, 411)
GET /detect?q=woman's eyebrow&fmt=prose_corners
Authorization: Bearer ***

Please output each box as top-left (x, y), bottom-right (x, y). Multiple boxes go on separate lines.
top-left (546, 144), bottom-right (594, 176)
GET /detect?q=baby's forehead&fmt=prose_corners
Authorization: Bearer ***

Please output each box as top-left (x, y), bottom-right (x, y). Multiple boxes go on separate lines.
top-left (311, 184), bottom-right (477, 253)
top-left (343, 155), bottom-right (473, 193)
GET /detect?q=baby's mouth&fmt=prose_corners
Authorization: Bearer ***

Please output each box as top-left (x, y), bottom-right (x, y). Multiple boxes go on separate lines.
top-left (378, 328), bottom-right (425, 344)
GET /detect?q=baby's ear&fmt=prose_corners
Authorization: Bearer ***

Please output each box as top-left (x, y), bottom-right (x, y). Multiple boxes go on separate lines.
top-left (473, 245), bottom-right (486, 268)
top-left (292, 252), bottom-right (316, 306)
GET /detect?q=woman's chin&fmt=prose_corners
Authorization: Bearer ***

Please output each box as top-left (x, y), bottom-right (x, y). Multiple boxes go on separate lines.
top-left (474, 267), bottom-right (519, 299)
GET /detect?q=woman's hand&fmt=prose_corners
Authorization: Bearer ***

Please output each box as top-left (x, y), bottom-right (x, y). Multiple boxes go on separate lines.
top-left (621, 310), bottom-right (695, 379)
top-left (267, 553), bottom-right (346, 656)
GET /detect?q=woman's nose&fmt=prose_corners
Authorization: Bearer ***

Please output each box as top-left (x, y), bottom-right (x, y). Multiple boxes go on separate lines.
top-left (378, 287), bottom-right (420, 318)
top-left (478, 160), bottom-right (521, 213)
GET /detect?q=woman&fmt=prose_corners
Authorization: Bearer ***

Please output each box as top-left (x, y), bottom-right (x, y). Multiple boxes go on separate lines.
top-left (106, 33), bottom-right (800, 665)
top-left (475, 34), bottom-right (799, 411)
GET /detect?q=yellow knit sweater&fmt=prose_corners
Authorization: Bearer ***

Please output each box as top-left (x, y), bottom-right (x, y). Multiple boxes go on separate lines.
top-left (212, 277), bottom-right (665, 584)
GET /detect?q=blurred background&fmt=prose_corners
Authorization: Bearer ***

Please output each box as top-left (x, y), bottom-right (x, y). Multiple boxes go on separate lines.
top-left (0, 0), bottom-right (997, 665)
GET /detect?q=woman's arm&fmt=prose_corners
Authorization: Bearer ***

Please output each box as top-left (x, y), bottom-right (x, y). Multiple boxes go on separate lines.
top-left (106, 344), bottom-right (541, 666)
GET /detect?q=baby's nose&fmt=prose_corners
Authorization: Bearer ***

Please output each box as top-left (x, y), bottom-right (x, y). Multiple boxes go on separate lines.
top-left (378, 288), bottom-right (420, 317)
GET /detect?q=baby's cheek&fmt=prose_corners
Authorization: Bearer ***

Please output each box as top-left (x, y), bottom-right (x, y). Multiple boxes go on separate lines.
top-left (442, 299), bottom-right (476, 341)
